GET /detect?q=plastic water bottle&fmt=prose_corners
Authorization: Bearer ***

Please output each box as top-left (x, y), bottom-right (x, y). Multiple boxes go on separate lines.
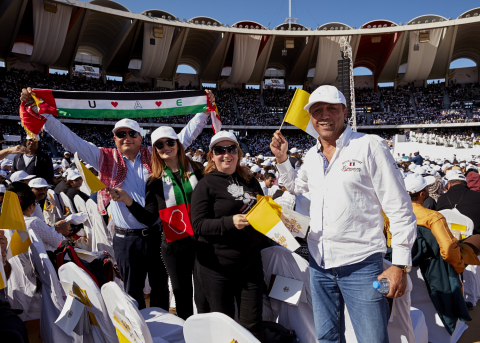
top-left (373, 278), bottom-right (390, 294)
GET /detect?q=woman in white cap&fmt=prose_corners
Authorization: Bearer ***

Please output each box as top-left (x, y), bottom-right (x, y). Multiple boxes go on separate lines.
top-left (110, 126), bottom-right (205, 320)
top-left (64, 170), bottom-right (90, 212)
top-left (191, 131), bottom-right (266, 341)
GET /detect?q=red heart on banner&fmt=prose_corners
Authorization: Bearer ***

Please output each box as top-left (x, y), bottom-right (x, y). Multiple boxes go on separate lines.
top-left (111, 102), bottom-right (118, 108)
top-left (155, 101), bottom-right (162, 107)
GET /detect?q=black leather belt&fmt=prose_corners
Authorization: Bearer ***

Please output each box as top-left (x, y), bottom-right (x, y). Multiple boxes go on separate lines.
top-left (115, 226), bottom-right (160, 237)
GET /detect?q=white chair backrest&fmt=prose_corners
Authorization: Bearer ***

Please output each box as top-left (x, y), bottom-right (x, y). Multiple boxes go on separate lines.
top-left (261, 246), bottom-right (315, 343)
top-left (183, 312), bottom-right (260, 343)
top-left (58, 263), bottom-right (119, 343)
top-left (74, 194), bottom-right (93, 247)
top-left (45, 189), bottom-right (64, 225)
top-left (60, 192), bottom-right (77, 214)
top-left (439, 208), bottom-right (474, 239)
top-left (101, 282), bottom-right (153, 343)
top-left (86, 199), bottom-right (114, 257)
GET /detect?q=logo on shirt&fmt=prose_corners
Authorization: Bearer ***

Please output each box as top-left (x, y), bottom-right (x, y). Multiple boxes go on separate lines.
top-left (341, 159), bottom-right (362, 172)
top-left (227, 183), bottom-right (256, 213)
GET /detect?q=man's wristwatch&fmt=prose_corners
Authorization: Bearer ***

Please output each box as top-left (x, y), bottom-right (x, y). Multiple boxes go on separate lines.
top-left (393, 265), bottom-right (412, 274)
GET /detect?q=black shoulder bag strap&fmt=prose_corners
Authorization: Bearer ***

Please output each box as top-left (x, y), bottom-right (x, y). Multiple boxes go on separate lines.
top-left (445, 189), bottom-right (468, 209)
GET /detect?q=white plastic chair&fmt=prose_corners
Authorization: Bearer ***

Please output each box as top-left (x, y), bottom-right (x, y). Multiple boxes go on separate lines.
top-left (411, 307), bottom-right (429, 343)
top-left (439, 209), bottom-right (474, 240)
top-left (44, 189), bottom-right (64, 225)
top-left (86, 199), bottom-right (114, 257)
top-left (183, 312), bottom-right (260, 343)
top-left (28, 231), bottom-right (80, 342)
top-left (58, 263), bottom-right (119, 343)
top-left (60, 191), bottom-right (77, 214)
top-left (101, 281), bottom-right (185, 343)
top-left (261, 246), bottom-right (316, 343)
top-left (410, 266), bottom-right (467, 343)
top-left (74, 195), bottom-right (93, 251)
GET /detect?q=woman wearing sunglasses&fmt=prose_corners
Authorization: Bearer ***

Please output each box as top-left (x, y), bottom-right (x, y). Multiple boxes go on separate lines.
top-left (108, 126), bottom-right (205, 320)
top-left (191, 131), bottom-right (266, 341)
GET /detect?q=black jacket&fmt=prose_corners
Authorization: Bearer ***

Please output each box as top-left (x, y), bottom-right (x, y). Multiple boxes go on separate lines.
top-left (191, 170), bottom-right (267, 273)
top-left (12, 150), bottom-right (54, 184)
top-left (436, 184), bottom-right (480, 235)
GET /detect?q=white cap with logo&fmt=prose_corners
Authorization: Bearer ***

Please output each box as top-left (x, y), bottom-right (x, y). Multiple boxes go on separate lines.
top-left (304, 85), bottom-right (347, 112)
top-left (29, 178), bottom-right (49, 188)
top-left (151, 126), bottom-right (179, 146)
top-left (112, 118), bottom-right (142, 134)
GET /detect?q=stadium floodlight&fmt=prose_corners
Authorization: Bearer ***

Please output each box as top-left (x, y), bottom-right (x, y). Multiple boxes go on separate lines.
top-left (153, 25), bottom-right (163, 38)
top-left (44, 0), bottom-right (57, 13)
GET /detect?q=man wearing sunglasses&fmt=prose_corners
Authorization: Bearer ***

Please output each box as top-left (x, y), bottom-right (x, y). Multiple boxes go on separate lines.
top-left (20, 87), bottom-right (215, 310)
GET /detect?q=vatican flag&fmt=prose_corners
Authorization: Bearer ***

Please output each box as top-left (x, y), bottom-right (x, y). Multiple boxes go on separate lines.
top-left (74, 152), bottom-right (106, 195)
top-left (0, 191), bottom-right (31, 259)
top-left (0, 258), bottom-right (6, 290)
top-left (246, 196), bottom-right (300, 252)
top-left (283, 88), bottom-right (318, 138)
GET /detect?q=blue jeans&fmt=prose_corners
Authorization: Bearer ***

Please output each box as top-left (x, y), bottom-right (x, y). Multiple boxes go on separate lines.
top-left (309, 253), bottom-right (389, 343)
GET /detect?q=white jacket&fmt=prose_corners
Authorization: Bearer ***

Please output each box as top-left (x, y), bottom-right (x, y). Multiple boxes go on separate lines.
top-left (277, 126), bottom-right (416, 269)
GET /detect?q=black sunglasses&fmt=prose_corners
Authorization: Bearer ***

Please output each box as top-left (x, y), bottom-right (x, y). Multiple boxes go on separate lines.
top-left (115, 130), bottom-right (139, 139)
top-left (154, 139), bottom-right (177, 150)
top-left (213, 144), bottom-right (238, 156)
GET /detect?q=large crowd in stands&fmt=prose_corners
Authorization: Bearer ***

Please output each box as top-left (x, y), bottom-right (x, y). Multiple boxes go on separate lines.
top-left (448, 82), bottom-right (480, 108)
top-left (356, 87), bottom-right (380, 111)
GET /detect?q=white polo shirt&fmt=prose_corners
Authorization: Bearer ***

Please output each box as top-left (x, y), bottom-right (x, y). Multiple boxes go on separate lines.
top-left (277, 125), bottom-right (416, 269)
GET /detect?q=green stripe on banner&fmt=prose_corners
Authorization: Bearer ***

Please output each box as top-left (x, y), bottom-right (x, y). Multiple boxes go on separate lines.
top-left (57, 104), bottom-right (207, 119)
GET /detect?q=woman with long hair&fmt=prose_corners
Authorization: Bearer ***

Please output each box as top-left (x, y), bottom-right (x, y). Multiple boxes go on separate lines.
top-left (191, 131), bottom-right (266, 341)
top-left (109, 126), bottom-right (204, 320)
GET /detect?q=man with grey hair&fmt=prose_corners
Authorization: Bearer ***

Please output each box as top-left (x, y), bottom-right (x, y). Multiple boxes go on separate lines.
top-left (270, 85), bottom-right (416, 342)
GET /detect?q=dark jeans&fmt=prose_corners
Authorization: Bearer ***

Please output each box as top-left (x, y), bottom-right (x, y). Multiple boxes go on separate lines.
top-left (198, 260), bottom-right (265, 342)
top-left (113, 228), bottom-right (169, 310)
top-left (161, 237), bottom-right (196, 320)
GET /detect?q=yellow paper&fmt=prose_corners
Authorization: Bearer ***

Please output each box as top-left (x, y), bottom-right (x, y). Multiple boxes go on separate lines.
top-left (0, 191), bottom-right (27, 232)
top-left (284, 89), bottom-right (311, 131)
top-left (78, 159), bottom-right (106, 194)
top-left (8, 230), bottom-right (31, 257)
top-left (246, 196), bottom-right (282, 235)
top-left (451, 223), bottom-right (467, 232)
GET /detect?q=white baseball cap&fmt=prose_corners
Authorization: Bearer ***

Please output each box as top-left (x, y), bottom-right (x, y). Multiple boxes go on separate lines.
top-left (257, 155), bottom-right (264, 160)
top-left (445, 170), bottom-right (466, 182)
top-left (1, 160), bottom-right (12, 167)
top-left (67, 170), bottom-right (82, 181)
top-left (112, 118), bottom-right (142, 134)
top-left (414, 166), bottom-right (427, 176)
top-left (65, 212), bottom-right (88, 225)
top-left (246, 153), bottom-right (251, 157)
top-left (10, 171), bottom-right (36, 182)
top-left (261, 160), bottom-right (272, 167)
top-left (290, 148), bottom-right (299, 154)
top-left (29, 178), bottom-right (49, 188)
top-left (404, 173), bottom-right (429, 194)
top-left (151, 126), bottom-right (179, 146)
top-left (209, 131), bottom-right (239, 150)
top-left (64, 151), bottom-right (71, 156)
top-left (304, 85), bottom-right (346, 112)
top-left (250, 165), bottom-right (262, 173)
top-left (0, 184), bottom-right (5, 193)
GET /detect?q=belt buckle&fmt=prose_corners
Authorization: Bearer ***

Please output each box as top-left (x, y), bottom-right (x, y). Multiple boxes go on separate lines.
top-left (142, 229), bottom-right (149, 237)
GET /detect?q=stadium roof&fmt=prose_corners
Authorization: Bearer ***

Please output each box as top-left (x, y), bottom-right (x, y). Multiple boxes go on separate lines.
top-left (2, 0), bottom-right (480, 86)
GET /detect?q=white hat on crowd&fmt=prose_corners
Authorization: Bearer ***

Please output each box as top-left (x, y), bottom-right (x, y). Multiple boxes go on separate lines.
top-left (1, 160), bottom-right (12, 167)
top-left (414, 166), bottom-right (427, 176)
top-left (67, 170), bottom-right (82, 181)
top-left (112, 118), bottom-right (142, 134)
top-left (29, 178), bottom-right (49, 188)
top-left (10, 171), bottom-right (36, 183)
top-left (466, 164), bottom-right (478, 172)
top-left (257, 155), bottom-right (264, 160)
top-left (260, 169), bottom-right (266, 175)
top-left (251, 165), bottom-right (262, 174)
top-left (54, 172), bottom-right (62, 178)
top-left (209, 131), bottom-right (239, 150)
top-left (65, 212), bottom-right (88, 225)
top-left (0, 170), bottom-right (8, 178)
top-left (246, 153), bottom-right (251, 157)
top-left (408, 163), bottom-right (417, 172)
top-left (444, 170), bottom-right (466, 182)
top-left (64, 151), bottom-right (71, 156)
top-left (151, 126), bottom-right (178, 146)
top-left (0, 184), bottom-right (5, 193)
top-left (404, 173), bottom-right (429, 194)
top-left (423, 161), bottom-right (430, 166)
top-left (304, 85), bottom-right (346, 112)
top-left (460, 163), bottom-right (466, 168)
top-left (413, 149), bottom-right (419, 153)
top-left (424, 175), bottom-right (436, 187)
top-left (290, 148), bottom-right (299, 154)
top-left (261, 160), bottom-right (272, 167)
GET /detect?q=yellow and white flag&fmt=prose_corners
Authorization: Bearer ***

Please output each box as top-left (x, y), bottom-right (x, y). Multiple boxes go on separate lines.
top-left (280, 207), bottom-right (310, 239)
top-left (74, 153), bottom-right (106, 195)
top-left (283, 89), bottom-right (318, 138)
top-left (0, 191), bottom-right (31, 259)
top-left (0, 249), bottom-right (6, 290)
top-left (246, 196), bottom-right (300, 252)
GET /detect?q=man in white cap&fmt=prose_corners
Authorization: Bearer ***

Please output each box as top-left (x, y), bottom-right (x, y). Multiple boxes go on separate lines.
top-left (437, 170), bottom-right (480, 235)
top-left (250, 165), bottom-right (263, 182)
top-left (270, 85), bottom-right (416, 342)
top-left (29, 177), bottom-right (50, 220)
top-left (20, 87), bottom-right (215, 310)
top-left (288, 147), bottom-right (301, 169)
top-left (61, 151), bottom-right (72, 170)
top-left (11, 136), bottom-right (54, 184)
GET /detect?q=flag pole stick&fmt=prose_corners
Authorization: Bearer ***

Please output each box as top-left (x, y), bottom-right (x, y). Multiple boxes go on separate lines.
top-left (278, 116), bottom-right (286, 132)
